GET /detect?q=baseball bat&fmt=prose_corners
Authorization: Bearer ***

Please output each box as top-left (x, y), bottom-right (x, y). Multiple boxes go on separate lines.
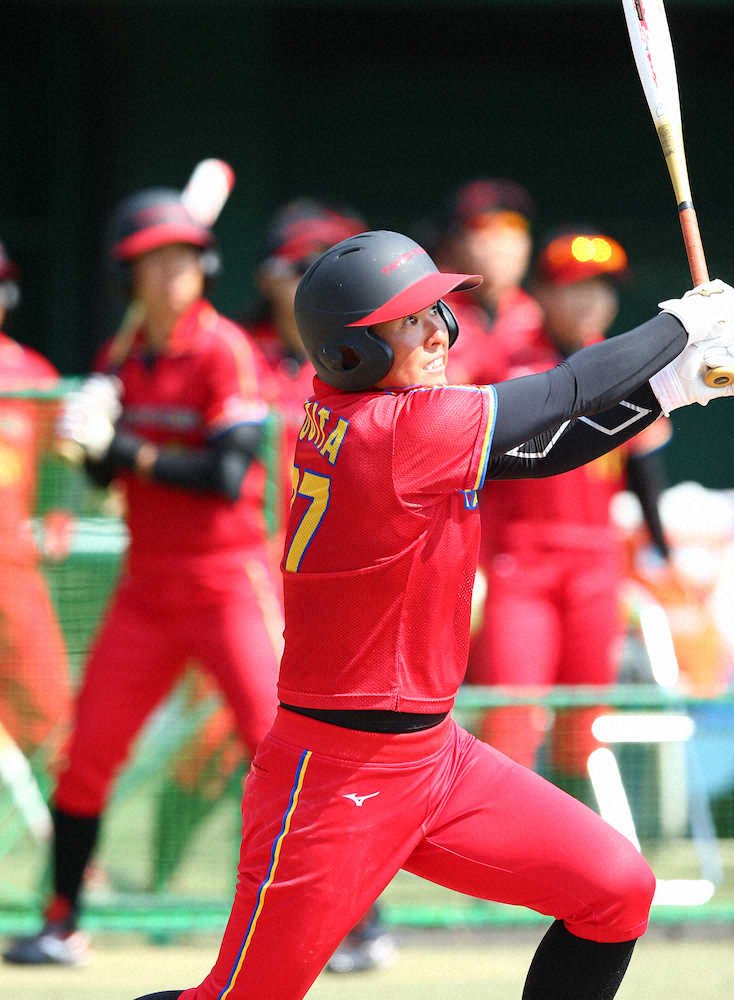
top-left (56, 159), bottom-right (236, 464)
top-left (621, 0), bottom-right (733, 388)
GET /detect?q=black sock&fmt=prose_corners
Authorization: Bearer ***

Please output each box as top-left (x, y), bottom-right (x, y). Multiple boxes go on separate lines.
top-left (51, 807), bottom-right (102, 918)
top-left (522, 920), bottom-right (637, 1000)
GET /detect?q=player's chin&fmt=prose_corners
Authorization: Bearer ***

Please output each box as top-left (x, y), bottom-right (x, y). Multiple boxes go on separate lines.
top-left (421, 367), bottom-right (448, 387)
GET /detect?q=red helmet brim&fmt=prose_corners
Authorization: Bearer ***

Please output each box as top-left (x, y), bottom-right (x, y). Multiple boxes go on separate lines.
top-left (346, 271), bottom-right (481, 327)
top-left (114, 223), bottom-right (214, 261)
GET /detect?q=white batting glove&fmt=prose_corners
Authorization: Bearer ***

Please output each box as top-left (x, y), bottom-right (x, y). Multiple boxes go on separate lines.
top-left (57, 375), bottom-right (122, 460)
top-left (650, 280), bottom-right (734, 414)
top-left (72, 374), bottom-right (123, 423)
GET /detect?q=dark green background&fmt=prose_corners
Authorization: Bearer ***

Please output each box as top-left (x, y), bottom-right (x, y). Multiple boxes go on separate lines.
top-left (2, 0), bottom-right (733, 484)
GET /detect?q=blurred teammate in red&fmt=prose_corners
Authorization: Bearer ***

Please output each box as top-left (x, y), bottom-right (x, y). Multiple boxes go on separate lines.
top-left (132, 229), bottom-right (734, 1000)
top-left (470, 228), bottom-right (672, 792)
top-left (0, 239), bottom-right (72, 774)
top-left (250, 199), bottom-right (366, 540)
top-left (435, 178), bottom-right (542, 385)
top-left (248, 198), bottom-right (397, 973)
top-left (3, 190), bottom-right (280, 966)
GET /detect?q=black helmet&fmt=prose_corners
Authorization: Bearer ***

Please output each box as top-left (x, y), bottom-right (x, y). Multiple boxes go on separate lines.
top-left (294, 230), bottom-right (481, 391)
top-left (109, 188), bottom-right (216, 264)
top-left (0, 240), bottom-right (20, 311)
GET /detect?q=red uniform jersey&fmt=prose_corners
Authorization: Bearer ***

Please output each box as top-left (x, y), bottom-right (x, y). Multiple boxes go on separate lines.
top-left (0, 332), bottom-right (59, 565)
top-left (277, 378), bottom-right (497, 713)
top-left (447, 287), bottom-right (544, 386)
top-left (95, 300), bottom-right (269, 593)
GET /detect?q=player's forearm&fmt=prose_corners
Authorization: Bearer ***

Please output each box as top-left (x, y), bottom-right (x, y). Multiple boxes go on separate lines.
top-left (490, 313), bottom-right (686, 456)
top-left (103, 422), bottom-right (263, 501)
top-left (487, 384), bottom-right (662, 480)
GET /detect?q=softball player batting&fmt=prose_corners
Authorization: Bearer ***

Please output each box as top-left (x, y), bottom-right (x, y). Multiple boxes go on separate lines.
top-left (3, 189), bottom-right (281, 966)
top-left (470, 228), bottom-right (673, 787)
top-left (131, 229), bottom-right (734, 1000)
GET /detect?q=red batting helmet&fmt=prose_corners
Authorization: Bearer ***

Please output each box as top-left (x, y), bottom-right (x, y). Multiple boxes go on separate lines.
top-left (534, 227), bottom-right (629, 286)
top-left (109, 188), bottom-right (216, 262)
top-left (260, 198), bottom-right (366, 275)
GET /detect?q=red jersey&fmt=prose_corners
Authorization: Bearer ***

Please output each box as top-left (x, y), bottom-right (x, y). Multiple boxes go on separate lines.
top-left (0, 332), bottom-right (59, 565)
top-left (480, 324), bottom-right (671, 553)
top-left (447, 287), bottom-right (544, 386)
top-left (95, 300), bottom-right (269, 591)
top-left (277, 378), bottom-right (497, 712)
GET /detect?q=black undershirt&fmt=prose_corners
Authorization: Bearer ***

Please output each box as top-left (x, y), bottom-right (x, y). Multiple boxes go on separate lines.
top-left (280, 704), bottom-right (449, 733)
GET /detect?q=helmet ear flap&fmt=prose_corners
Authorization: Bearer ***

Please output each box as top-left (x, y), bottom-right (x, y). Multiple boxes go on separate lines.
top-left (318, 331), bottom-right (394, 384)
top-left (437, 299), bottom-right (459, 346)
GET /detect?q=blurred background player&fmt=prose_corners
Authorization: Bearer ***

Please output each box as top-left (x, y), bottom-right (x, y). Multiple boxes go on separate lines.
top-left (149, 198), bottom-right (365, 898)
top-left (155, 197), bottom-right (396, 973)
top-left (0, 238), bottom-right (73, 785)
top-left (248, 198), bottom-right (366, 539)
top-left (248, 197), bottom-right (396, 974)
top-left (433, 177), bottom-right (542, 385)
top-left (468, 227), bottom-right (673, 799)
top-left (3, 189), bottom-right (281, 966)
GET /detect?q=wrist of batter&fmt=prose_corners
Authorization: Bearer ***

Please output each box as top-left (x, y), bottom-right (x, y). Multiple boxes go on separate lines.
top-left (649, 365), bottom-right (686, 416)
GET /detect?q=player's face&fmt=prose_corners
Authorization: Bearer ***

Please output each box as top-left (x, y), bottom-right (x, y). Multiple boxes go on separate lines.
top-left (537, 276), bottom-right (619, 354)
top-left (372, 303), bottom-right (449, 389)
top-left (131, 243), bottom-right (205, 318)
top-left (452, 215), bottom-right (531, 304)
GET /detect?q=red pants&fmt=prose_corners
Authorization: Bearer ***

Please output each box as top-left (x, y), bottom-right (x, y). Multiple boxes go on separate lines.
top-left (469, 544), bottom-right (624, 773)
top-left (0, 564), bottom-right (72, 761)
top-left (181, 708), bottom-right (654, 1000)
top-left (55, 556), bottom-right (281, 816)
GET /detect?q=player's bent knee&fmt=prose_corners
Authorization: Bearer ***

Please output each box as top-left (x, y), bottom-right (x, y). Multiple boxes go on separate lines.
top-left (567, 842), bottom-right (656, 943)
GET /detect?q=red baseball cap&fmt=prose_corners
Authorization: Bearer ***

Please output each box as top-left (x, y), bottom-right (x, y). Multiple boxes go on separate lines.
top-left (535, 231), bottom-right (629, 286)
top-left (444, 179), bottom-right (535, 232)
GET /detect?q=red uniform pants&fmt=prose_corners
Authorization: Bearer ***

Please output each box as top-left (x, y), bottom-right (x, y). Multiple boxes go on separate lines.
top-left (55, 556), bottom-right (281, 816)
top-left (469, 544), bottom-right (623, 773)
top-left (181, 708), bottom-right (655, 1000)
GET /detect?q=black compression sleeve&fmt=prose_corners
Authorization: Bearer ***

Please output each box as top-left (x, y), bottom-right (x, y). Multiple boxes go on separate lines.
top-left (487, 383), bottom-right (662, 480)
top-left (99, 422), bottom-right (263, 501)
top-left (490, 313), bottom-right (686, 455)
top-left (626, 451), bottom-right (670, 558)
top-left (151, 422), bottom-right (264, 501)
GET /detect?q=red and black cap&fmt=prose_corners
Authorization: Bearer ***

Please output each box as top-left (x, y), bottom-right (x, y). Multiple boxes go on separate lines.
top-left (442, 178), bottom-right (535, 234)
top-left (534, 228), bottom-right (629, 286)
top-left (295, 230), bottom-right (481, 391)
top-left (110, 188), bottom-right (215, 262)
top-left (260, 198), bottom-right (366, 272)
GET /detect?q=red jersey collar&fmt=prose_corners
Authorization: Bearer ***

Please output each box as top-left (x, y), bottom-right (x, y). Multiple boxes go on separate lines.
top-left (312, 375), bottom-right (419, 397)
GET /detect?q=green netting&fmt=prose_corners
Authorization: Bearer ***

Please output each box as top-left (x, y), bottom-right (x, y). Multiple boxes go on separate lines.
top-left (1, 382), bottom-right (734, 937)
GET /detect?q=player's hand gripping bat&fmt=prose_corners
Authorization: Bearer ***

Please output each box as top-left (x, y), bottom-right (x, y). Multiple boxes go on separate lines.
top-left (621, 0), bottom-right (733, 388)
top-left (57, 159), bottom-right (236, 464)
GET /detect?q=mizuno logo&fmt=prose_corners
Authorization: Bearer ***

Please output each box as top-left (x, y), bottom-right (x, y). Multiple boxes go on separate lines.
top-left (343, 792), bottom-right (380, 807)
